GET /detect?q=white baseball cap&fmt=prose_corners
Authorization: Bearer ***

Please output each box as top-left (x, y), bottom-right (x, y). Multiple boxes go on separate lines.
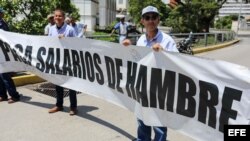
top-left (141, 6), bottom-right (159, 16)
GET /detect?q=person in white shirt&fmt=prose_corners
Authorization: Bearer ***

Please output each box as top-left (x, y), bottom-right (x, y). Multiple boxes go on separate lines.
top-left (122, 6), bottom-right (179, 141)
top-left (47, 9), bottom-right (78, 116)
top-left (110, 16), bottom-right (128, 44)
top-left (44, 14), bottom-right (55, 35)
top-left (68, 17), bottom-right (87, 38)
top-left (77, 22), bottom-right (87, 38)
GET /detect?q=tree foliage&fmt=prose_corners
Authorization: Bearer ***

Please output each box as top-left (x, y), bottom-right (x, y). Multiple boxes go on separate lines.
top-left (165, 0), bottom-right (228, 33)
top-left (0, 0), bottom-right (80, 35)
top-left (128, 0), bottom-right (230, 33)
top-left (215, 15), bottom-right (238, 29)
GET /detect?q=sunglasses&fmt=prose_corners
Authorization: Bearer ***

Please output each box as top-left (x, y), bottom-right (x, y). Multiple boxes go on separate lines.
top-left (143, 15), bottom-right (158, 21)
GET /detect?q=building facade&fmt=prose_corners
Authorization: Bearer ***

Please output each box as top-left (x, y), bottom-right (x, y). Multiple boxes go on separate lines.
top-left (71, 0), bottom-right (116, 31)
top-left (116, 0), bottom-right (128, 15)
top-left (219, 0), bottom-right (250, 30)
top-left (219, 0), bottom-right (250, 18)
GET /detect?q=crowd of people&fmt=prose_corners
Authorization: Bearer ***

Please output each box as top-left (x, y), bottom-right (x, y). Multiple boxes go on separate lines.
top-left (45, 11), bottom-right (87, 38)
top-left (0, 5), bottom-right (179, 141)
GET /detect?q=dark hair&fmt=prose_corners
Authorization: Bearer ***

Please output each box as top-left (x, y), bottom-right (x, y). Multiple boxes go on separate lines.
top-left (54, 8), bottom-right (65, 17)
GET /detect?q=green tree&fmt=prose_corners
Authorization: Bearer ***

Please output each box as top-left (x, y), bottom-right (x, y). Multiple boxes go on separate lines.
top-left (128, 0), bottom-right (170, 26)
top-left (128, 0), bottom-right (229, 33)
top-left (0, 0), bottom-right (79, 35)
top-left (165, 0), bottom-right (228, 33)
top-left (215, 15), bottom-right (238, 29)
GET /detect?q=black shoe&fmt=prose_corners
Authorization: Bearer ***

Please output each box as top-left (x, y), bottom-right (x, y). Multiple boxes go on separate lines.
top-left (0, 97), bottom-right (8, 102)
top-left (8, 98), bottom-right (19, 104)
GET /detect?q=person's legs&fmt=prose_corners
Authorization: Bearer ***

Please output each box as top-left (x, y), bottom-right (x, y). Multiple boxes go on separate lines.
top-left (0, 73), bottom-right (20, 101)
top-left (69, 89), bottom-right (77, 115)
top-left (49, 85), bottom-right (64, 113)
top-left (55, 85), bottom-right (64, 108)
top-left (136, 119), bottom-right (152, 141)
top-left (69, 89), bottom-right (77, 108)
top-left (0, 74), bottom-right (8, 100)
top-left (119, 35), bottom-right (126, 44)
top-left (153, 126), bottom-right (167, 141)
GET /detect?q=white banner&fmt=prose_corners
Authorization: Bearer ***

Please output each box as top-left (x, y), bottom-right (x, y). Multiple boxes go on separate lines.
top-left (1, 30), bottom-right (250, 141)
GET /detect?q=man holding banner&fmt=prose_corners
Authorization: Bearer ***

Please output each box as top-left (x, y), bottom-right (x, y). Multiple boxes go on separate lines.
top-left (0, 7), bottom-right (21, 104)
top-left (47, 8), bottom-right (78, 116)
top-left (123, 5), bottom-right (179, 141)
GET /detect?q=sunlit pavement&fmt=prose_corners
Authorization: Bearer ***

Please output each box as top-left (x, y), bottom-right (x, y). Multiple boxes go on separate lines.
top-left (0, 86), bottom-right (195, 141)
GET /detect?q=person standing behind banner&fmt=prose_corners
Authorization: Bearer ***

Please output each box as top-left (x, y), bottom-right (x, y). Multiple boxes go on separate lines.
top-left (0, 7), bottom-right (21, 104)
top-left (65, 17), bottom-right (71, 25)
top-left (77, 23), bottom-right (87, 38)
top-left (68, 16), bottom-right (87, 38)
top-left (44, 14), bottom-right (55, 35)
top-left (110, 16), bottom-right (128, 44)
top-left (69, 16), bottom-right (79, 36)
top-left (48, 8), bottom-right (78, 116)
top-left (122, 6), bottom-right (179, 141)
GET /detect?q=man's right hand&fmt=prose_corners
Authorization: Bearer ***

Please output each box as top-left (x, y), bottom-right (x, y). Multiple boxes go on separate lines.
top-left (152, 43), bottom-right (163, 52)
top-left (58, 34), bottom-right (65, 39)
top-left (122, 39), bottom-right (132, 47)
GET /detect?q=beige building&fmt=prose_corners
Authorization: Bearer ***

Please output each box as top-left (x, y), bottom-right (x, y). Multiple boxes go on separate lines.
top-left (219, 0), bottom-right (250, 17)
top-left (218, 0), bottom-right (250, 30)
top-left (116, 0), bottom-right (128, 15)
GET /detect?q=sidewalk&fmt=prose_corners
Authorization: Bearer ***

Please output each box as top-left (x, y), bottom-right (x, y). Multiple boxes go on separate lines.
top-left (0, 85), bottom-right (195, 141)
top-left (192, 39), bottom-right (240, 54)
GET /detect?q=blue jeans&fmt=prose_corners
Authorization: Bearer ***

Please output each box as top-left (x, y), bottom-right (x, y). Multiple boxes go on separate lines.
top-left (136, 119), bottom-right (167, 141)
top-left (55, 85), bottom-right (77, 108)
top-left (0, 73), bottom-right (20, 100)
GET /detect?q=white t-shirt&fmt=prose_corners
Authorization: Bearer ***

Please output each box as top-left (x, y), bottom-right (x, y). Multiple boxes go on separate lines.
top-left (44, 23), bottom-right (53, 35)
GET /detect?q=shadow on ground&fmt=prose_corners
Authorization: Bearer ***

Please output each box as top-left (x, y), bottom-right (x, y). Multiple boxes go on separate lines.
top-left (20, 95), bottom-right (135, 140)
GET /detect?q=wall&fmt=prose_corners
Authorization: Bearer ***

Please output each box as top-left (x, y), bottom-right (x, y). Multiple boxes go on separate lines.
top-left (72, 0), bottom-right (116, 31)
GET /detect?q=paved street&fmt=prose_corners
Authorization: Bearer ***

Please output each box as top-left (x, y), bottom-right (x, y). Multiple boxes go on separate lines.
top-left (196, 37), bottom-right (250, 68)
top-left (0, 83), bottom-right (195, 141)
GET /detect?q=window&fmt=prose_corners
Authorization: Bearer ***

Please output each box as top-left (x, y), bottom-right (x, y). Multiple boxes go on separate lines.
top-left (119, 0), bottom-right (123, 4)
